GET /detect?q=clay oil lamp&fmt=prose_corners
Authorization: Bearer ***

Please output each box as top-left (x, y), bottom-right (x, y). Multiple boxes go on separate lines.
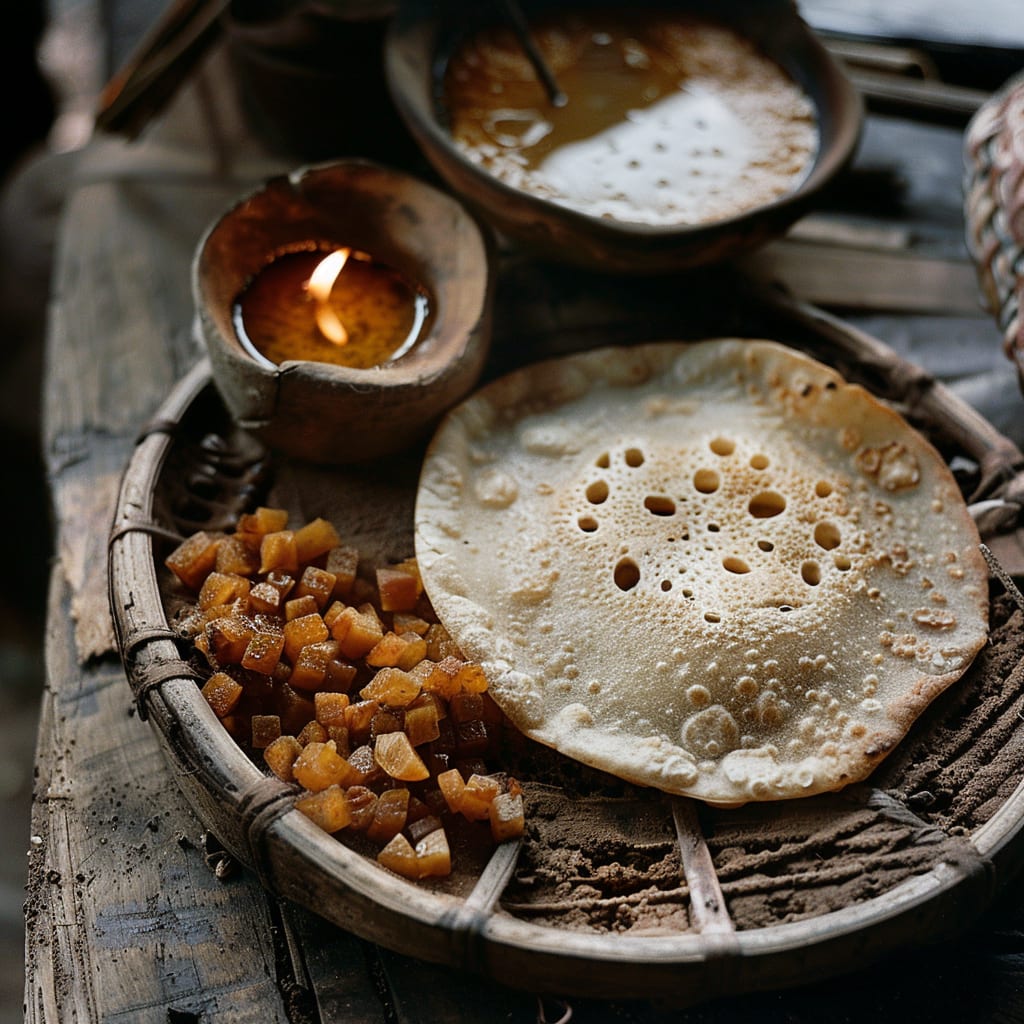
top-left (193, 160), bottom-right (493, 463)
top-left (385, 0), bottom-right (862, 273)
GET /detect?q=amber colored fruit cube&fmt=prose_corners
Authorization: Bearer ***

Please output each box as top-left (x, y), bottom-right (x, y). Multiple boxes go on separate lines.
top-left (346, 785), bottom-right (378, 830)
top-left (436, 768), bottom-right (466, 814)
top-left (292, 740), bottom-right (355, 792)
top-left (415, 828), bottom-right (451, 878)
top-left (408, 813), bottom-right (443, 845)
top-left (283, 613), bottom-right (329, 663)
top-left (198, 572), bottom-right (250, 611)
top-left (404, 702), bottom-right (441, 747)
top-left (325, 545), bottom-right (359, 598)
top-left (297, 720), bottom-right (328, 746)
top-left (461, 774), bottom-right (501, 821)
top-left (377, 833), bottom-right (418, 878)
top-left (424, 623), bottom-right (460, 662)
top-left (238, 506), bottom-right (289, 537)
top-left (489, 792), bottom-right (525, 842)
top-left (392, 613), bottom-right (430, 636)
top-left (322, 601), bottom-right (345, 630)
top-left (264, 571), bottom-right (296, 599)
top-left (205, 615), bottom-right (255, 666)
top-left (241, 631), bottom-right (286, 675)
top-left (329, 606), bottom-right (383, 659)
top-left (294, 566), bottom-right (337, 610)
top-left (165, 531), bottom-right (221, 591)
top-left (346, 744), bottom-right (384, 786)
top-left (360, 667), bottom-right (421, 708)
top-left (264, 735), bottom-right (303, 782)
top-left (249, 581), bottom-right (283, 616)
top-left (370, 709), bottom-right (403, 742)
top-left (314, 691), bottom-right (350, 727)
top-left (365, 632), bottom-right (407, 668)
top-left (293, 517), bottom-right (342, 564)
top-left (273, 683), bottom-right (316, 737)
top-left (323, 658), bottom-right (357, 693)
top-left (456, 719), bottom-right (491, 758)
top-left (295, 784), bottom-right (351, 833)
top-left (376, 566), bottom-right (421, 612)
top-left (367, 788), bottom-right (410, 843)
top-left (423, 656), bottom-right (463, 700)
top-left (395, 634), bottom-right (428, 671)
top-left (260, 530), bottom-right (298, 574)
top-left (285, 594), bottom-right (320, 622)
top-left (289, 639), bottom-right (341, 691)
top-left (325, 724), bottom-right (351, 757)
top-left (374, 731), bottom-right (429, 782)
top-left (455, 662), bottom-right (489, 694)
top-left (344, 700), bottom-right (379, 742)
top-left (450, 692), bottom-right (484, 724)
top-left (214, 534), bottom-right (260, 576)
top-left (201, 672), bottom-right (243, 718)
top-left (251, 714), bottom-right (282, 749)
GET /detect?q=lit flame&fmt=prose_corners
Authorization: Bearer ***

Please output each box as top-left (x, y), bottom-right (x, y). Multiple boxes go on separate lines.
top-left (307, 247), bottom-right (351, 345)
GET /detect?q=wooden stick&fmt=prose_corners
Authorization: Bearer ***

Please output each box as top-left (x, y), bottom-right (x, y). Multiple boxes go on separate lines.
top-left (496, 0), bottom-right (567, 107)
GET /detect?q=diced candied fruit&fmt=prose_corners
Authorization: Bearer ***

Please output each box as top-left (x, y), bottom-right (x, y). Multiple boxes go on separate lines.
top-left (314, 691), bottom-right (350, 727)
top-left (325, 724), bottom-right (350, 756)
top-left (344, 701), bottom-right (378, 743)
top-left (408, 814), bottom-right (443, 845)
top-left (264, 571), bottom-right (296, 599)
top-left (205, 615), bottom-right (255, 666)
top-left (403, 702), bottom-right (441, 747)
top-left (283, 613), bottom-right (330, 663)
top-left (201, 672), bottom-right (243, 718)
top-left (456, 718), bottom-right (491, 758)
top-left (323, 601), bottom-right (345, 630)
top-left (374, 731), bottom-right (429, 782)
top-left (377, 832), bottom-right (418, 878)
top-left (264, 735), bottom-right (303, 782)
top-left (460, 774), bottom-right (501, 822)
top-left (325, 545), bottom-right (359, 598)
top-left (295, 784), bottom-right (351, 833)
top-left (360, 667), bottom-right (421, 708)
top-left (297, 720), bottom-right (328, 746)
top-left (449, 692), bottom-right (484, 724)
top-left (422, 656), bottom-right (463, 699)
top-left (424, 623), bottom-right (460, 662)
top-left (415, 828), bottom-right (451, 878)
top-left (329, 606), bottom-right (383, 659)
top-left (198, 571), bottom-right (251, 611)
top-left (294, 566), bottom-right (337, 610)
top-left (346, 744), bottom-right (384, 786)
top-left (285, 594), bottom-right (320, 621)
top-left (260, 530), bottom-right (298, 574)
top-left (289, 639), bottom-right (341, 691)
top-left (323, 658), bottom-right (357, 693)
top-left (294, 517), bottom-right (342, 563)
top-left (365, 632), bottom-right (408, 668)
top-left (367, 787), bottom-right (410, 843)
top-left (292, 740), bottom-right (356, 792)
top-left (437, 768), bottom-right (466, 814)
top-left (214, 535), bottom-right (260, 576)
top-left (370, 709), bottom-right (403, 742)
top-left (165, 531), bottom-right (220, 590)
top-left (251, 714), bottom-right (281, 749)
top-left (455, 662), bottom-right (488, 694)
top-left (345, 785), bottom-right (378, 830)
top-left (241, 631), bottom-right (285, 675)
top-left (237, 506), bottom-right (289, 537)
top-left (249, 581), bottom-right (283, 616)
top-left (392, 613), bottom-right (430, 636)
top-left (376, 566), bottom-right (421, 612)
top-left (488, 792), bottom-right (525, 842)
top-left (395, 633), bottom-right (428, 671)
top-left (274, 683), bottom-right (316, 736)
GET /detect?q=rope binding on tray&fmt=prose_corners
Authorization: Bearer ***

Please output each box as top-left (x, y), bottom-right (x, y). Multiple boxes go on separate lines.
top-left (237, 775), bottom-right (301, 889)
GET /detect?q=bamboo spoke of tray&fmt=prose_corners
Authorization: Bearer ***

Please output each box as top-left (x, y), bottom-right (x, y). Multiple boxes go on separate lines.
top-left (671, 798), bottom-right (735, 935)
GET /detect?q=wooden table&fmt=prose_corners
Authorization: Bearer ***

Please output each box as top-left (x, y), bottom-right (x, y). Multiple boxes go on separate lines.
top-left (25, 41), bottom-right (1024, 1024)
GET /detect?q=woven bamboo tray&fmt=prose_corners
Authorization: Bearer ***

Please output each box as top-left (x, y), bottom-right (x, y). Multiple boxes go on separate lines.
top-left (109, 289), bottom-right (1024, 1004)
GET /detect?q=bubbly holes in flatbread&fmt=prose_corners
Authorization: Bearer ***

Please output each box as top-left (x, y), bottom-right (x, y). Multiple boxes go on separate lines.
top-left (694, 468), bottom-right (720, 493)
top-left (707, 523), bottom-right (721, 533)
top-left (578, 515), bottom-right (599, 532)
top-left (834, 553), bottom-right (852, 571)
top-left (749, 491), bottom-right (786, 518)
top-left (586, 480), bottom-right (610, 504)
top-left (625, 447), bottom-right (646, 467)
top-left (660, 579), bottom-right (673, 591)
top-left (750, 453), bottom-right (770, 470)
top-left (814, 521), bottom-right (841, 550)
top-left (709, 436), bottom-right (735, 456)
top-left (815, 479), bottom-right (833, 497)
top-left (801, 561), bottom-right (822, 586)
top-left (596, 452), bottom-right (610, 468)
top-left (644, 495), bottom-right (676, 516)
top-left (614, 557), bottom-right (641, 591)
top-left (758, 539), bottom-right (775, 552)
top-left (704, 611), bottom-right (721, 623)
top-left (723, 556), bottom-right (751, 574)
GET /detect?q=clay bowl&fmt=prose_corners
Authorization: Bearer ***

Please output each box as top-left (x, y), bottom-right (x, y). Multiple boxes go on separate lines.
top-left (193, 159), bottom-right (494, 463)
top-left (385, 0), bottom-right (862, 273)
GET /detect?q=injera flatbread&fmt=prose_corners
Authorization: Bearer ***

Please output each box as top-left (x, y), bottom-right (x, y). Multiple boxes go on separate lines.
top-left (414, 341), bottom-right (989, 805)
